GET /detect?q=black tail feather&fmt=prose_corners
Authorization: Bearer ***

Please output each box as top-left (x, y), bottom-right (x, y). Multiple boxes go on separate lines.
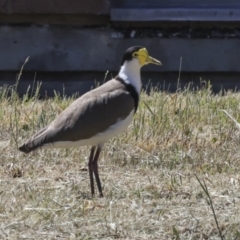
top-left (18, 126), bottom-right (49, 154)
top-left (18, 144), bottom-right (32, 154)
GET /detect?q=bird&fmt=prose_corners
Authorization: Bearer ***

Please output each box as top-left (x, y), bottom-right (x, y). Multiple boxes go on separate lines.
top-left (18, 46), bottom-right (162, 197)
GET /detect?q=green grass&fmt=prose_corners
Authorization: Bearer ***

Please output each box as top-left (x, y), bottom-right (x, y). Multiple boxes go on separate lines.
top-left (0, 82), bottom-right (240, 239)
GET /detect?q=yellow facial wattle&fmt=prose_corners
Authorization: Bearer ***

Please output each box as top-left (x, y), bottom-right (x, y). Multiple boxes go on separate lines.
top-left (133, 48), bottom-right (162, 66)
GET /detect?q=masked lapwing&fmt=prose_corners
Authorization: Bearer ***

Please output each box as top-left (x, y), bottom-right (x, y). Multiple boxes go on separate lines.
top-left (19, 46), bottom-right (162, 197)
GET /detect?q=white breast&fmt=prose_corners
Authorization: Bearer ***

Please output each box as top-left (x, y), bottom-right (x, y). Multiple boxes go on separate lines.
top-left (118, 59), bottom-right (141, 94)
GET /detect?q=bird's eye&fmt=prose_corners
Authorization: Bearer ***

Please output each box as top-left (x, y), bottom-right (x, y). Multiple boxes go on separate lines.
top-left (132, 52), bottom-right (138, 58)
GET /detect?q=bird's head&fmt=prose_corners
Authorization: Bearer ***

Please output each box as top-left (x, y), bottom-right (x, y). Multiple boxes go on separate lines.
top-left (121, 46), bottom-right (162, 67)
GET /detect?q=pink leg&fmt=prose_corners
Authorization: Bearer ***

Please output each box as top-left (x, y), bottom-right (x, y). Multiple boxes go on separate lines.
top-left (92, 146), bottom-right (103, 197)
top-left (88, 146), bottom-right (96, 197)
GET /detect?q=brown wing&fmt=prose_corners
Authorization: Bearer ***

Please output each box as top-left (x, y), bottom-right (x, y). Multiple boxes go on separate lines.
top-left (19, 80), bottom-right (134, 153)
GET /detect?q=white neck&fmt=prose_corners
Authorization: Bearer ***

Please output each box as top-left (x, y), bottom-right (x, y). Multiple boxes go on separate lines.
top-left (118, 59), bottom-right (142, 94)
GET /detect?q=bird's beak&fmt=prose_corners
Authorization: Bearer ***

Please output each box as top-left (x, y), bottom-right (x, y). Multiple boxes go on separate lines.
top-left (147, 56), bottom-right (162, 66)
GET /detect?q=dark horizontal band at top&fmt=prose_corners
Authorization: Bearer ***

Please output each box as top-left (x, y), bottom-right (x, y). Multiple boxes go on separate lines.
top-left (111, 8), bottom-right (240, 22)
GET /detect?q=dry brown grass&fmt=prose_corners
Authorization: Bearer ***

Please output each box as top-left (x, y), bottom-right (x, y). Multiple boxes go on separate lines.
top-left (1, 82), bottom-right (240, 239)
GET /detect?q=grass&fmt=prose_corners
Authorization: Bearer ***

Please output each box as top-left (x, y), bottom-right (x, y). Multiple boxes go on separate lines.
top-left (1, 80), bottom-right (240, 239)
